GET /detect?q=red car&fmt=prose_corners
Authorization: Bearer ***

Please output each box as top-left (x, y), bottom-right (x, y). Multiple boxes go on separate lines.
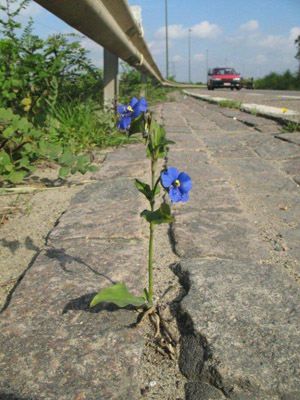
top-left (207, 67), bottom-right (242, 90)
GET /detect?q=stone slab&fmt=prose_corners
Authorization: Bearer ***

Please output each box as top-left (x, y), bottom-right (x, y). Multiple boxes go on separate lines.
top-left (278, 158), bottom-right (300, 176)
top-left (167, 152), bottom-right (231, 184)
top-left (49, 178), bottom-right (144, 244)
top-left (275, 132), bottom-right (300, 146)
top-left (172, 209), bottom-right (269, 262)
top-left (177, 259), bottom-right (300, 399)
top-left (0, 238), bottom-right (146, 399)
top-left (209, 145), bottom-right (257, 159)
top-left (281, 224), bottom-right (300, 265)
top-left (254, 138), bottom-right (300, 160)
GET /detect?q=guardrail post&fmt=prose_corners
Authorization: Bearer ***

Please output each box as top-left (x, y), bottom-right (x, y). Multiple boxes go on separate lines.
top-left (103, 48), bottom-right (119, 110)
top-left (140, 73), bottom-right (147, 97)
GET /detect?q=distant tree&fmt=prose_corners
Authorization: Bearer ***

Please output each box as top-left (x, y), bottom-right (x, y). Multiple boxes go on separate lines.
top-left (295, 35), bottom-right (300, 77)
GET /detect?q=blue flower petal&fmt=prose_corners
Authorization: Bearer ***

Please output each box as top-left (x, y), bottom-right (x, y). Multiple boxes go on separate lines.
top-left (180, 191), bottom-right (190, 202)
top-left (130, 97), bottom-right (139, 108)
top-left (117, 104), bottom-right (128, 115)
top-left (169, 186), bottom-right (182, 202)
top-left (117, 115), bottom-right (131, 130)
top-left (161, 167), bottom-right (179, 188)
top-left (132, 97), bottom-right (148, 118)
top-left (178, 172), bottom-right (193, 193)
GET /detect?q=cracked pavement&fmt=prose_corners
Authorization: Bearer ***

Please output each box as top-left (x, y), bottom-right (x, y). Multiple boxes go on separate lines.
top-left (0, 94), bottom-right (299, 399)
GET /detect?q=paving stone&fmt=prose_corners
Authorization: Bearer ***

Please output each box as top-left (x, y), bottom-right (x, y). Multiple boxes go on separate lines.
top-left (210, 117), bottom-right (246, 131)
top-left (202, 134), bottom-right (242, 148)
top-left (293, 175), bottom-right (300, 185)
top-left (275, 132), bottom-right (300, 145)
top-left (0, 239), bottom-right (146, 400)
top-left (177, 259), bottom-right (300, 399)
top-left (278, 157), bottom-right (300, 176)
top-left (209, 145), bottom-right (257, 159)
top-left (92, 144), bottom-right (149, 180)
top-left (49, 196), bottom-right (142, 243)
top-left (164, 126), bottom-right (192, 133)
top-left (219, 158), bottom-right (298, 192)
top-left (281, 224), bottom-right (300, 265)
top-left (166, 133), bottom-right (204, 150)
top-left (172, 209), bottom-right (268, 262)
top-left (173, 183), bottom-right (242, 214)
top-left (254, 138), bottom-right (300, 160)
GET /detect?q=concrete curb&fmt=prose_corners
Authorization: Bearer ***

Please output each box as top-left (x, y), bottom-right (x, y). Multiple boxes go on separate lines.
top-left (183, 90), bottom-right (300, 126)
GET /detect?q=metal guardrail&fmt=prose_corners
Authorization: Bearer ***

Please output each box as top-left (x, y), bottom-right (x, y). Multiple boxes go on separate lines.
top-left (34, 0), bottom-right (203, 89)
top-left (34, 0), bottom-right (164, 83)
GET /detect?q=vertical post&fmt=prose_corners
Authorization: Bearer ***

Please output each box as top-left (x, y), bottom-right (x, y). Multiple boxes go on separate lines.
top-left (103, 48), bottom-right (119, 110)
top-left (188, 29), bottom-right (191, 83)
top-left (165, 0), bottom-right (169, 79)
top-left (140, 73), bottom-right (147, 98)
top-left (206, 49), bottom-right (208, 75)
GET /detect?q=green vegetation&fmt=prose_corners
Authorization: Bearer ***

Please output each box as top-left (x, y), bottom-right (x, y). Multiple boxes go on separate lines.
top-left (254, 70), bottom-right (300, 90)
top-left (119, 63), bottom-right (177, 106)
top-left (219, 100), bottom-right (242, 109)
top-left (0, 0), bottom-right (174, 186)
top-left (282, 120), bottom-right (300, 133)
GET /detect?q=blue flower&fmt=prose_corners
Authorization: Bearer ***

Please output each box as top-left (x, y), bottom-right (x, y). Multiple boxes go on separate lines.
top-left (161, 167), bottom-right (192, 202)
top-left (117, 97), bottom-right (148, 130)
top-left (132, 97), bottom-right (148, 118)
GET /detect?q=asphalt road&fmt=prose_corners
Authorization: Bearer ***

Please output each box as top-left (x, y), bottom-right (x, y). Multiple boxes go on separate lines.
top-left (187, 88), bottom-right (300, 117)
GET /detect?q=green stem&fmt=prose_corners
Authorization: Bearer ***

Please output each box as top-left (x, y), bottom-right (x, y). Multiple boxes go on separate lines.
top-left (148, 158), bottom-right (157, 303)
top-left (148, 221), bottom-right (154, 303)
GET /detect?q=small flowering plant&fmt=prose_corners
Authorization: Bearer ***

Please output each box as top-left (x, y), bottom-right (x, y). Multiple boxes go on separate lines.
top-left (90, 98), bottom-right (192, 310)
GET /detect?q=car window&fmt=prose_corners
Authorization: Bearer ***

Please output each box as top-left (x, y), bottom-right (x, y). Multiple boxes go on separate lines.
top-left (212, 68), bottom-right (236, 75)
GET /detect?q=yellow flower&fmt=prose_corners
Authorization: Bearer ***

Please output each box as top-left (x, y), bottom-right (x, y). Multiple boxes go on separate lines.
top-left (282, 107), bottom-right (288, 113)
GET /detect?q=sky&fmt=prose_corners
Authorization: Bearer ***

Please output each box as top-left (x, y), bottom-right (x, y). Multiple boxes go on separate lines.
top-left (2, 0), bottom-right (300, 83)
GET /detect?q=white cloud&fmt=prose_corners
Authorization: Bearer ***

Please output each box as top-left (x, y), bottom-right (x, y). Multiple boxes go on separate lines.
top-left (289, 27), bottom-right (300, 42)
top-left (148, 40), bottom-right (166, 56)
top-left (227, 24), bottom-right (300, 53)
top-left (172, 55), bottom-right (183, 62)
top-left (81, 38), bottom-right (101, 51)
top-left (191, 21), bottom-right (222, 39)
top-left (155, 21), bottom-right (222, 40)
top-left (155, 24), bottom-right (187, 40)
top-left (255, 54), bottom-right (267, 64)
top-left (194, 53), bottom-right (205, 62)
top-left (238, 20), bottom-right (259, 32)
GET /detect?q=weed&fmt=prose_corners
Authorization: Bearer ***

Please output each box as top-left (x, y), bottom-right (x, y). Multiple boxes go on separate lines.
top-left (219, 100), bottom-right (242, 109)
top-left (282, 121), bottom-right (300, 133)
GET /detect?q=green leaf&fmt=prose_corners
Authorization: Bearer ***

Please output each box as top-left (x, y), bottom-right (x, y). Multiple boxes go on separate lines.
top-left (59, 166), bottom-right (70, 178)
top-left (0, 151), bottom-right (11, 166)
top-left (23, 143), bottom-right (32, 153)
top-left (87, 165), bottom-right (99, 172)
top-left (140, 202), bottom-right (174, 224)
top-left (21, 97), bottom-right (31, 106)
top-left (129, 113), bottom-right (145, 135)
top-left (3, 126), bottom-right (14, 138)
top-left (8, 170), bottom-right (26, 184)
top-left (135, 179), bottom-right (152, 200)
top-left (90, 283), bottom-right (146, 308)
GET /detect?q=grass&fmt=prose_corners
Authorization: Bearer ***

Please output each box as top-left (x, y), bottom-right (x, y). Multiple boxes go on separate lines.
top-left (250, 108), bottom-right (259, 116)
top-left (120, 84), bottom-right (178, 107)
top-left (47, 98), bottom-right (134, 153)
top-left (281, 120), bottom-right (300, 133)
top-left (219, 100), bottom-right (242, 109)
